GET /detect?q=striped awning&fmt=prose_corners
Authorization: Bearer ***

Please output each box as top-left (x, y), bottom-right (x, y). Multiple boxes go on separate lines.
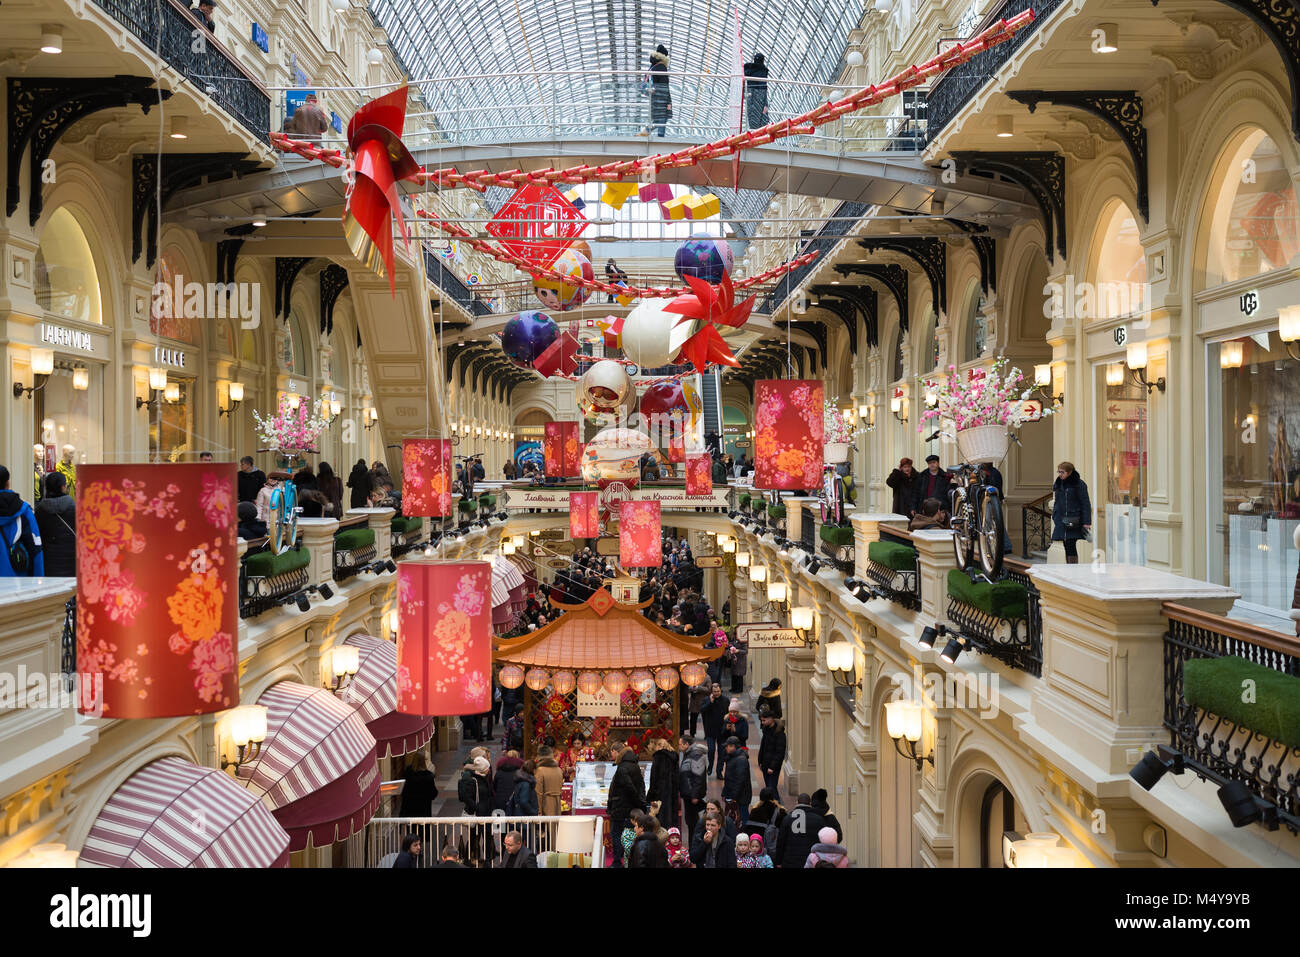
top-left (341, 633), bottom-right (434, 759)
top-left (238, 681), bottom-right (381, 852)
top-left (80, 757), bottom-right (291, 868)
top-left (492, 555), bottom-right (527, 628)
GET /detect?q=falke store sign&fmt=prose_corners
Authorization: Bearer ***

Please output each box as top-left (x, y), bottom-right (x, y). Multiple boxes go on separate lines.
top-left (154, 346), bottom-right (189, 369)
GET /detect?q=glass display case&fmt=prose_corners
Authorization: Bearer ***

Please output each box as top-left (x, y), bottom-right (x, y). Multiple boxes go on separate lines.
top-left (568, 760), bottom-right (651, 813)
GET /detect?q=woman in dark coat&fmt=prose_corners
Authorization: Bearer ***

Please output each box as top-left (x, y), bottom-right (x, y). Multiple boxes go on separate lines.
top-left (317, 461), bottom-right (344, 517)
top-left (1051, 461), bottom-right (1092, 564)
top-left (647, 740), bottom-right (680, 829)
top-left (34, 472), bottom-right (75, 577)
top-left (398, 752), bottom-right (439, 818)
top-left (648, 45), bottom-right (672, 136)
top-left (886, 458), bottom-right (921, 517)
top-left (346, 458), bottom-right (372, 509)
top-left (742, 53), bottom-right (769, 129)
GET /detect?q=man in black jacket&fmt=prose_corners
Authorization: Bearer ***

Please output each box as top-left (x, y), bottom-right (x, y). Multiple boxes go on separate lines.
top-left (721, 737), bottom-right (753, 823)
top-left (916, 454), bottom-right (952, 511)
top-left (237, 456), bottom-right (266, 503)
top-left (627, 815), bottom-right (670, 868)
top-left (773, 793), bottom-right (832, 868)
top-left (497, 831), bottom-right (537, 868)
top-left (757, 715), bottom-right (786, 798)
top-left (677, 732), bottom-right (709, 843)
top-left (699, 684), bottom-right (731, 779)
top-left (606, 747), bottom-right (647, 868)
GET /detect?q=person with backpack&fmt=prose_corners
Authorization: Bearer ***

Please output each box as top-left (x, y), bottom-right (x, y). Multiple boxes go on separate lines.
top-left (34, 471), bottom-right (75, 577)
top-left (804, 826), bottom-right (850, 868)
top-left (773, 793), bottom-right (832, 868)
top-left (507, 760), bottom-right (539, 816)
top-left (502, 703), bottom-right (526, 752)
top-left (748, 786), bottom-right (787, 852)
top-left (492, 751), bottom-right (524, 812)
top-left (677, 732), bottom-right (709, 844)
top-left (0, 466), bottom-right (44, 577)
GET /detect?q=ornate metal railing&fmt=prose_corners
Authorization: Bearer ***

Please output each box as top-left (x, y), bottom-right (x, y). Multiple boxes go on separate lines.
top-left (946, 560), bottom-right (1042, 676)
top-left (758, 201), bottom-right (871, 314)
top-left (1160, 603), bottom-right (1300, 833)
top-left (820, 539), bottom-right (856, 575)
top-left (925, 0), bottom-right (1066, 141)
top-left (239, 540), bottom-right (310, 619)
top-left (60, 597), bottom-right (76, 690)
top-left (91, 0), bottom-right (270, 139)
top-left (862, 525), bottom-right (920, 611)
top-left (333, 542), bottom-right (378, 582)
top-left (424, 247), bottom-right (493, 315)
top-left (1021, 492), bottom-right (1053, 558)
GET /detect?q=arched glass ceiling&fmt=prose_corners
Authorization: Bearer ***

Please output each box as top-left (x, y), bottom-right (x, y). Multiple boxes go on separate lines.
top-left (368, 0), bottom-right (866, 144)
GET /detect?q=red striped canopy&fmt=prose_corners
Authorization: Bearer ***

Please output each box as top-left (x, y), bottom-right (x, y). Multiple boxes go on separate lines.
top-left (341, 634), bottom-right (434, 759)
top-left (238, 681), bottom-right (381, 852)
top-left (80, 757), bottom-right (290, 868)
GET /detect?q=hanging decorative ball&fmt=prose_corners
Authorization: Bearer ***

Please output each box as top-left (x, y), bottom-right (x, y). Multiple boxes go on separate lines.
top-left (673, 236), bottom-right (734, 285)
top-left (576, 359), bottom-right (631, 411)
top-left (621, 298), bottom-right (696, 369)
top-left (639, 380), bottom-right (691, 425)
top-left (524, 667), bottom-right (551, 692)
top-left (680, 661), bottom-right (709, 687)
top-left (501, 311), bottom-right (559, 369)
top-left (654, 667), bottom-right (681, 691)
top-left (576, 670), bottom-right (603, 695)
top-left (551, 670), bottom-right (576, 695)
top-left (580, 426), bottom-right (653, 488)
top-left (499, 663), bottom-right (525, 689)
top-left (602, 670), bottom-right (628, 695)
top-left (533, 248), bottom-right (594, 311)
top-left (628, 668), bottom-right (655, 694)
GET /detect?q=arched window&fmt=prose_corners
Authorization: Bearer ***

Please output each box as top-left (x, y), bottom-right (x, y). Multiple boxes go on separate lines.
top-left (1092, 201), bottom-right (1147, 318)
top-left (150, 247), bottom-right (201, 344)
top-left (1204, 128), bottom-right (1299, 287)
top-left (282, 313), bottom-right (308, 375)
top-left (891, 330), bottom-right (905, 383)
top-left (917, 307), bottom-right (939, 374)
top-left (963, 287), bottom-right (987, 362)
top-left (35, 207), bottom-right (102, 324)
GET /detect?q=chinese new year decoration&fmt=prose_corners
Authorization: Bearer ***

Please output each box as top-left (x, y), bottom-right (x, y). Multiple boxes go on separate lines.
top-left (396, 560), bottom-right (493, 716)
top-left (754, 379), bottom-right (825, 490)
top-left (402, 438), bottom-right (452, 517)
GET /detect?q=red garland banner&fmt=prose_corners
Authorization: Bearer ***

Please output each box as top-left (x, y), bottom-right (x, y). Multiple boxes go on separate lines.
top-left (754, 379), bottom-right (825, 490)
top-left (570, 491), bottom-right (599, 538)
top-left (544, 421), bottom-right (580, 477)
top-left (685, 453), bottom-right (712, 495)
top-left (402, 438), bottom-right (452, 517)
top-left (619, 500), bottom-right (661, 568)
top-left (76, 464), bottom-right (239, 718)
top-left (396, 560), bottom-right (493, 716)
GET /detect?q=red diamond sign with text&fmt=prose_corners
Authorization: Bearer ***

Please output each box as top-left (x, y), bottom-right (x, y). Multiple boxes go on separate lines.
top-left (487, 184), bottom-right (589, 268)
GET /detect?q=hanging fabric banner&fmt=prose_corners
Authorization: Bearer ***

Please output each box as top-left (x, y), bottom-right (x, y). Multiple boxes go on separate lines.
top-left (544, 421), bottom-right (580, 477)
top-left (685, 453), bottom-right (713, 495)
top-left (754, 379), bottom-right (824, 490)
top-left (402, 438), bottom-right (452, 516)
top-left (396, 560), bottom-right (493, 716)
top-left (619, 500), bottom-right (662, 568)
top-left (570, 491), bottom-right (599, 538)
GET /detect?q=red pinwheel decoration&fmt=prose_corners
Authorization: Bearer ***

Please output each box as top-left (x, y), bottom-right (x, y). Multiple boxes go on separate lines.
top-left (664, 273), bottom-right (755, 373)
top-left (343, 85), bottom-right (422, 295)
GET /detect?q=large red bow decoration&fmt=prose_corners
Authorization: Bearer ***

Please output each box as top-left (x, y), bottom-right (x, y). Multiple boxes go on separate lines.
top-left (343, 85), bottom-right (422, 295)
top-left (664, 273), bottom-right (754, 373)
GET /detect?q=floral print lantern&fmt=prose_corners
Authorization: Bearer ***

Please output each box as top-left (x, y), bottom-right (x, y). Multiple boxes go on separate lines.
top-left (396, 560), bottom-right (492, 716)
top-left (75, 464), bottom-right (239, 718)
top-left (402, 438), bottom-right (452, 517)
top-left (680, 662), bottom-right (709, 687)
top-left (619, 500), bottom-right (661, 568)
top-left (754, 379), bottom-right (825, 490)
top-left (654, 667), bottom-right (680, 691)
top-left (685, 453), bottom-right (712, 495)
top-left (570, 491), bottom-right (599, 538)
top-left (628, 669), bottom-right (655, 694)
top-left (544, 421), bottom-right (580, 478)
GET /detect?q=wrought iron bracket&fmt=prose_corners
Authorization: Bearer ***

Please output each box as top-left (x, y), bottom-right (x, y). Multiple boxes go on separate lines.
top-left (777, 321), bottom-right (827, 371)
top-left (810, 286), bottom-right (861, 355)
top-left (319, 264), bottom-right (350, 336)
top-left (946, 219), bottom-right (998, 296)
top-left (835, 263), bottom-right (910, 332)
top-left (1007, 90), bottom-right (1148, 222)
top-left (275, 257), bottom-right (314, 319)
top-left (827, 283), bottom-right (879, 350)
top-left (949, 151), bottom-right (1067, 262)
top-left (7, 75), bottom-right (170, 226)
top-left (131, 152), bottom-right (260, 265)
top-left (858, 236), bottom-right (947, 316)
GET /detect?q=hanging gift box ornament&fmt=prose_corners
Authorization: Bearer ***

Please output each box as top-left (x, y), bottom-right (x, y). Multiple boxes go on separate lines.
top-left (686, 453), bottom-right (713, 495)
top-left (75, 464), bottom-right (239, 718)
top-left (570, 491), bottom-right (599, 538)
top-left (533, 329), bottom-right (580, 378)
top-left (754, 379), bottom-right (825, 490)
top-left (662, 196), bottom-right (690, 220)
top-left (402, 438), bottom-right (452, 517)
top-left (343, 85), bottom-right (423, 295)
top-left (601, 182), bottom-right (640, 209)
top-left (619, 500), bottom-right (661, 567)
top-left (396, 560), bottom-right (493, 716)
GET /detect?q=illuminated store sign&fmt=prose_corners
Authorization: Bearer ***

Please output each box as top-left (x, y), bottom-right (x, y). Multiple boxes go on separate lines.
top-left (154, 346), bottom-right (188, 369)
top-left (40, 323), bottom-right (94, 352)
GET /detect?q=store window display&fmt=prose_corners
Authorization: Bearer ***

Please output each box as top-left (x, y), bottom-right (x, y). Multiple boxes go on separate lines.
top-left (35, 208), bottom-right (102, 324)
top-left (1203, 129), bottom-right (1300, 287)
top-left (1099, 365), bottom-right (1147, 565)
top-left (149, 378), bottom-right (195, 462)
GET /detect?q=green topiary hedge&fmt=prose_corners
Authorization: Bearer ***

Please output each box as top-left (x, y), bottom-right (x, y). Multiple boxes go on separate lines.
top-left (820, 524), bottom-right (854, 547)
top-left (868, 540), bottom-right (917, 572)
top-left (244, 547), bottom-right (311, 579)
top-left (767, 504), bottom-right (787, 520)
top-left (1184, 655), bottom-right (1300, 749)
top-left (946, 569), bottom-right (1028, 620)
top-left (335, 527), bottom-right (376, 551)
top-left (459, 499), bottom-right (478, 513)
top-left (391, 516), bottom-right (423, 535)
top-left (479, 494), bottom-right (496, 509)
top-left (753, 500), bottom-right (767, 512)
top-left (739, 493), bottom-right (751, 508)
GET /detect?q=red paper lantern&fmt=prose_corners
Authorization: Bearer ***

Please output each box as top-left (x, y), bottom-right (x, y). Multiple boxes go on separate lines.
top-left (75, 464), bottom-right (238, 718)
top-left (686, 453), bottom-right (712, 495)
top-left (396, 560), bottom-right (493, 716)
top-left (754, 379), bottom-right (825, 490)
top-left (544, 421), bottom-right (580, 477)
top-left (619, 500), bottom-right (661, 567)
top-left (570, 491), bottom-right (599, 538)
top-left (402, 438), bottom-right (452, 517)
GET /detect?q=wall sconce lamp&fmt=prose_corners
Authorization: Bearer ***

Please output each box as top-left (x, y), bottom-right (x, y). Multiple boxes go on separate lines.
top-left (735, 549), bottom-right (751, 569)
top-left (385, 609), bottom-right (399, 640)
top-left (136, 367), bottom-right (168, 410)
top-left (502, 538), bottom-right (517, 555)
top-left (324, 644), bottom-right (360, 693)
top-left (363, 407), bottom-right (378, 429)
top-left (1033, 363), bottom-right (1064, 407)
top-left (1125, 341), bottom-right (1166, 393)
top-left (749, 563), bottom-right (768, 584)
top-left (219, 381), bottom-right (244, 417)
top-left (163, 381), bottom-right (181, 404)
top-left (890, 395), bottom-right (908, 423)
top-left (884, 698), bottom-right (933, 769)
top-left (923, 383), bottom-right (939, 408)
top-left (286, 391), bottom-right (302, 412)
top-left (1279, 305), bottom-right (1300, 360)
top-left (71, 366), bottom-right (90, 391)
top-left (220, 705), bottom-right (268, 773)
top-left (1004, 831), bottom-right (1079, 867)
top-left (766, 580), bottom-right (788, 610)
top-left (14, 348), bottom-right (54, 399)
top-left (791, 605), bottom-right (815, 644)
top-left (826, 639), bottom-right (861, 688)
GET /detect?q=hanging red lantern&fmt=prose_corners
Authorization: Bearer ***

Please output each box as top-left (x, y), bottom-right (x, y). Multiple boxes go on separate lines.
top-left (754, 379), bottom-right (825, 490)
top-left (396, 560), bottom-right (492, 716)
top-left (75, 463), bottom-right (238, 718)
top-left (544, 421), bottom-right (580, 477)
top-left (402, 438), bottom-right (452, 517)
top-left (619, 500), bottom-right (661, 568)
top-left (570, 491), bottom-right (599, 538)
top-left (686, 453), bottom-right (712, 495)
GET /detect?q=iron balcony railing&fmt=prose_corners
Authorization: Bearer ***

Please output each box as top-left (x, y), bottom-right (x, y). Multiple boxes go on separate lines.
top-left (759, 200), bottom-right (872, 315)
top-left (862, 524), bottom-right (920, 612)
top-left (367, 814), bottom-right (605, 868)
top-left (1021, 492), bottom-right (1053, 558)
top-left (424, 246), bottom-right (493, 316)
top-left (946, 558), bottom-right (1043, 677)
top-left (92, 0), bottom-right (270, 140)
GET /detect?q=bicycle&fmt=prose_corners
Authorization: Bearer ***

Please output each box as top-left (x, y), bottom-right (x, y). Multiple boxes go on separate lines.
top-left (924, 430), bottom-right (1016, 579)
top-left (257, 449), bottom-right (302, 555)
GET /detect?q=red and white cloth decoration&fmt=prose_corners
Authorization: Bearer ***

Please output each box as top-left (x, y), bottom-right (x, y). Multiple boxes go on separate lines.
top-left (340, 634), bottom-right (434, 760)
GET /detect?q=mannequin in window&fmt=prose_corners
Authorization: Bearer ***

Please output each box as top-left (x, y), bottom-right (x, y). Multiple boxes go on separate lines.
top-left (56, 445), bottom-right (76, 497)
top-left (33, 445), bottom-right (45, 503)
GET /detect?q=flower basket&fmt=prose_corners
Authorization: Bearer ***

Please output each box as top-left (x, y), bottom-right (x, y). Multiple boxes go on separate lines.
top-left (956, 425), bottom-right (1010, 464)
top-left (767, 504), bottom-right (787, 520)
top-left (824, 442), bottom-right (851, 464)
